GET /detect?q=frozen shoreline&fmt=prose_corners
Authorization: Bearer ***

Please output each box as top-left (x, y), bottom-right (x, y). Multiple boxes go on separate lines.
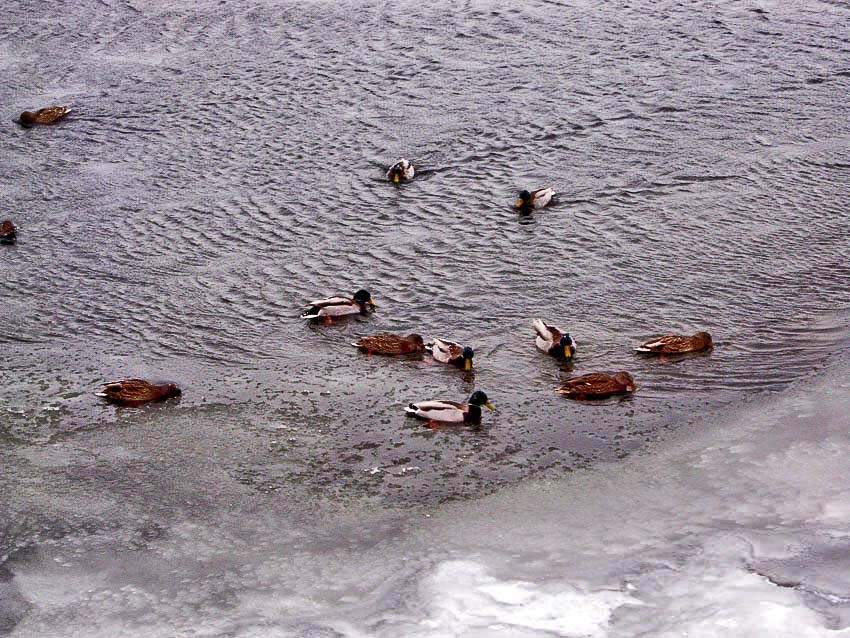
top-left (4, 346), bottom-right (850, 636)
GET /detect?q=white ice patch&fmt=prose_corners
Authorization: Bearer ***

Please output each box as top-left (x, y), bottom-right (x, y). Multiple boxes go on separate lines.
top-left (412, 560), bottom-right (637, 637)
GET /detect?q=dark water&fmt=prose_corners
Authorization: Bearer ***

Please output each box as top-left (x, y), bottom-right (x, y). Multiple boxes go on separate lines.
top-left (1, 0), bottom-right (850, 632)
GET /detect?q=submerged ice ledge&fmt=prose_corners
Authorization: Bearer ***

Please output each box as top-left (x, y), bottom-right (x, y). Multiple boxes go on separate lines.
top-left (5, 359), bottom-right (850, 637)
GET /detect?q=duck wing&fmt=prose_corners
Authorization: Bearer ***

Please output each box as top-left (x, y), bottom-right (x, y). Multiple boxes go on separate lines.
top-left (635, 335), bottom-right (692, 353)
top-left (430, 337), bottom-right (463, 363)
top-left (558, 373), bottom-right (623, 396)
top-left (35, 106), bottom-right (71, 123)
top-left (353, 334), bottom-right (409, 354)
top-left (96, 379), bottom-right (156, 402)
top-left (531, 188), bottom-right (555, 208)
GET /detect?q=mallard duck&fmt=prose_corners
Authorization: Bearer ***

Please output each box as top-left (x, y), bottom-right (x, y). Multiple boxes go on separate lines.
top-left (351, 333), bottom-right (426, 355)
top-left (18, 106), bottom-right (71, 128)
top-left (387, 158), bottom-right (414, 183)
top-left (556, 372), bottom-right (636, 400)
top-left (404, 390), bottom-right (495, 424)
top-left (515, 188), bottom-right (555, 213)
top-left (426, 338), bottom-right (475, 370)
top-left (0, 220), bottom-right (16, 244)
top-left (533, 319), bottom-right (576, 360)
top-left (635, 331), bottom-right (713, 354)
top-left (95, 379), bottom-right (182, 406)
top-left (300, 289), bottom-right (376, 320)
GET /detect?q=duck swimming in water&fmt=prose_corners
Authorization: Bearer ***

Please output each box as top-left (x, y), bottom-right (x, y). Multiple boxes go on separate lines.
top-left (635, 331), bottom-right (713, 354)
top-left (0, 220), bottom-right (16, 244)
top-left (95, 379), bottom-right (182, 406)
top-left (17, 106), bottom-right (71, 128)
top-left (404, 390), bottom-right (495, 424)
top-left (515, 187), bottom-right (555, 213)
top-left (300, 289), bottom-right (376, 320)
top-left (556, 372), bottom-right (636, 400)
top-left (387, 159), bottom-right (414, 183)
top-left (427, 338), bottom-right (475, 370)
top-left (533, 319), bottom-right (576, 360)
top-left (351, 333), bottom-right (426, 355)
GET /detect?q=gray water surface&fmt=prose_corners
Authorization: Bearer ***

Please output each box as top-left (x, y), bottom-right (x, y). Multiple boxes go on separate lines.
top-left (1, 0), bottom-right (850, 633)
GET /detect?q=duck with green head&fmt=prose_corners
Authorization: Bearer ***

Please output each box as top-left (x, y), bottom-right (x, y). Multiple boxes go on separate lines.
top-left (300, 289), bottom-right (377, 321)
top-left (387, 159), bottom-right (414, 183)
top-left (404, 390), bottom-right (495, 424)
top-left (427, 337), bottom-right (475, 370)
top-left (533, 319), bottom-right (576, 360)
top-left (515, 187), bottom-right (555, 213)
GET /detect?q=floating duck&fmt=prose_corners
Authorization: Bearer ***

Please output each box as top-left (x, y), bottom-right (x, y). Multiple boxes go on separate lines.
top-left (556, 372), bottom-right (636, 400)
top-left (404, 390), bottom-right (495, 424)
top-left (515, 188), bottom-right (555, 213)
top-left (0, 220), bottom-right (16, 244)
top-left (351, 333), bottom-right (426, 355)
top-left (533, 319), bottom-right (576, 360)
top-left (635, 332), bottom-right (713, 354)
top-left (95, 379), bottom-right (182, 406)
top-left (387, 159), bottom-right (414, 183)
top-left (300, 289), bottom-right (376, 320)
top-left (427, 338), bottom-right (475, 370)
top-left (18, 106), bottom-right (71, 128)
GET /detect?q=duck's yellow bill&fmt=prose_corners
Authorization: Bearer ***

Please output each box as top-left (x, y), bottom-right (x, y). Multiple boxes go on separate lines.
top-left (393, 174), bottom-right (400, 183)
top-left (464, 358), bottom-right (472, 371)
top-left (515, 199), bottom-right (523, 208)
top-left (485, 400), bottom-right (495, 410)
top-left (563, 346), bottom-right (572, 359)
top-left (369, 300), bottom-right (378, 308)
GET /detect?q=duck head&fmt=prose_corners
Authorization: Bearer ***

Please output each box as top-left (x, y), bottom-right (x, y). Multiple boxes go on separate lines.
top-left (613, 372), bottom-right (637, 392)
top-left (468, 390), bottom-right (495, 410)
top-left (694, 331), bottom-right (713, 348)
top-left (462, 345), bottom-right (474, 370)
top-left (18, 111), bottom-right (35, 128)
top-left (515, 190), bottom-right (532, 211)
top-left (558, 334), bottom-right (575, 359)
top-left (163, 383), bottom-right (182, 398)
top-left (389, 164), bottom-right (403, 183)
top-left (407, 334), bottom-right (426, 351)
top-left (353, 289), bottom-right (377, 309)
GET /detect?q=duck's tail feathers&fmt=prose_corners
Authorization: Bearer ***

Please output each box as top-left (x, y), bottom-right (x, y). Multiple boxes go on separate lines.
top-left (532, 318), bottom-right (549, 337)
top-left (300, 312), bottom-right (320, 320)
top-left (404, 404), bottom-right (419, 416)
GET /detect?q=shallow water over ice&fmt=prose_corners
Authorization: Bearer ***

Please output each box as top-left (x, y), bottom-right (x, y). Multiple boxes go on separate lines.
top-left (4, 347), bottom-right (850, 636)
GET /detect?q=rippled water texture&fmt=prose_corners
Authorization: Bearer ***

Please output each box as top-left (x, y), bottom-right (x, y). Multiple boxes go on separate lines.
top-left (2, 0), bottom-right (849, 505)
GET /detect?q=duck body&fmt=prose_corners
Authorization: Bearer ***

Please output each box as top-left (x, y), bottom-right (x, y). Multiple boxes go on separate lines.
top-left (387, 158), bottom-right (414, 183)
top-left (635, 331), bottom-right (713, 354)
top-left (301, 289), bottom-right (376, 320)
top-left (95, 379), bottom-right (182, 406)
top-left (533, 319), bottom-right (576, 360)
top-left (404, 390), bottom-right (495, 424)
top-left (515, 188), bottom-right (555, 213)
top-left (18, 106), bottom-right (71, 128)
top-left (427, 337), bottom-right (475, 370)
top-left (0, 220), bottom-right (16, 244)
top-left (352, 333), bottom-right (425, 355)
top-left (556, 372), bottom-right (636, 400)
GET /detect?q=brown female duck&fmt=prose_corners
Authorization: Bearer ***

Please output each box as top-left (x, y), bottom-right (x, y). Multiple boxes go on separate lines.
top-left (95, 379), bottom-right (182, 406)
top-left (556, 372), bottom-right (636, 400)
top-left (0, 220), bottom-right (16, 244)
top-left (351, 333), bottom-right (426, 355)
top-left (635, 331), bottom-right (713, 354)
top-left (18, 106), bottom-right (71, 128)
